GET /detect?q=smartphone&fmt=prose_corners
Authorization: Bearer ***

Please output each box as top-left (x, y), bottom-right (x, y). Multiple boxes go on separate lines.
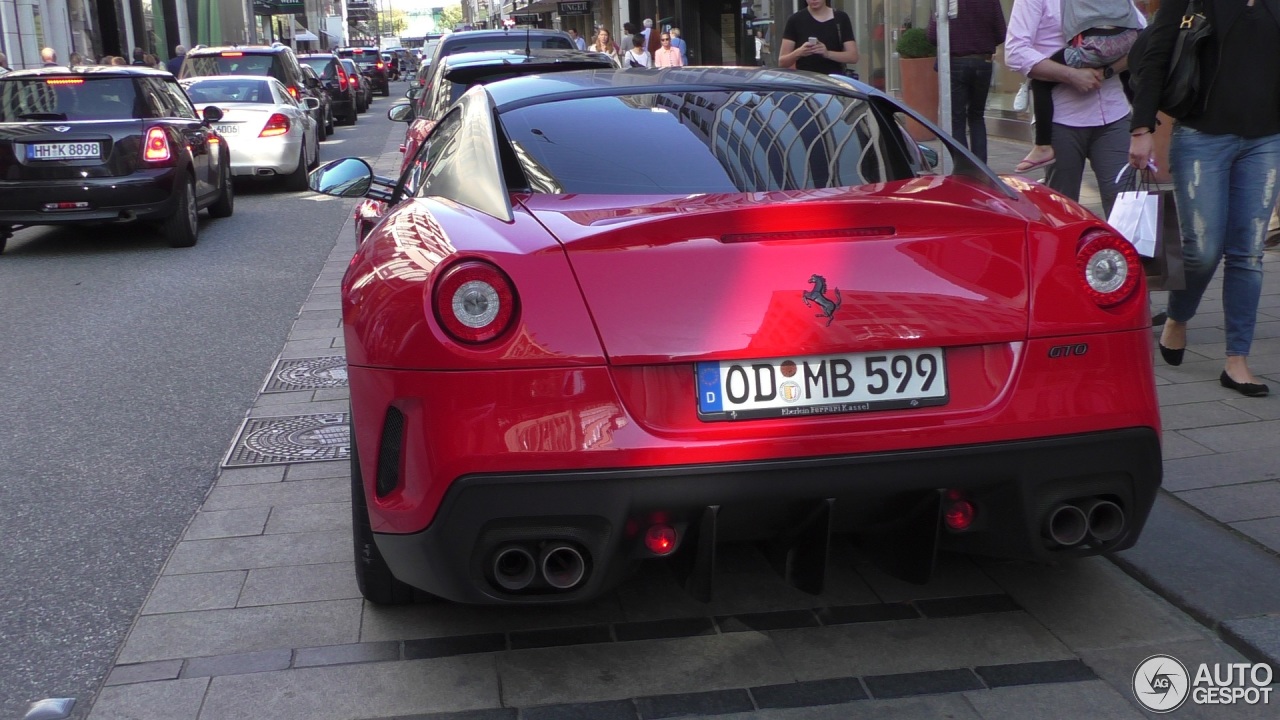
top-left (807, 37), bottom-right (818, 46)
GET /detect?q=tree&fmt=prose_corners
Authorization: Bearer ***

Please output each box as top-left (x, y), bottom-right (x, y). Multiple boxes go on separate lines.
top-left (439, 4), bottom-right (463, 31)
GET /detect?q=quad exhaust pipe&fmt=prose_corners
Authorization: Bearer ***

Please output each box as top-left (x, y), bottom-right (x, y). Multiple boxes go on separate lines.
top-left (488, 541), bottom-right (588, 592)
top-left (1044, 498), bottom-right (1127, 548)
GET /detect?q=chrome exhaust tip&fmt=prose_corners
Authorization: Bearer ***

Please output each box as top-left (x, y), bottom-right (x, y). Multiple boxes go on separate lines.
top-left (1084, 499), bottom-right (1125, 543)
top-left (491, 545), bottom-right (536, 591)
top-left (539, 542), bottom-right (587, 590)
top-left (1044, 504), bottom-right (1089, 547)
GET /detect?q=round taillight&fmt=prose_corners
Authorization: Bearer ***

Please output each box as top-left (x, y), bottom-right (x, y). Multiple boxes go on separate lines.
top-left (1077, 231), bottom-right (1140, 308)
top-left (433, 260), bottom-right (517, 344)
top-left (644, 524), bottom-right (678, 555)
top-left (943, 500), bottom-right (975, 531)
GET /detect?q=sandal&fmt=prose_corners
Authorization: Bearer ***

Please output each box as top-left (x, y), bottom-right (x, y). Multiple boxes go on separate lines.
top-left (1015, 156), bottom-right (1057, 173)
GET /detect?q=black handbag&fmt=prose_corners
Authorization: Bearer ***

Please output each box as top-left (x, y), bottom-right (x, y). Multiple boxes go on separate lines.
top-left (1128, 0), bottom-right (1213, 119)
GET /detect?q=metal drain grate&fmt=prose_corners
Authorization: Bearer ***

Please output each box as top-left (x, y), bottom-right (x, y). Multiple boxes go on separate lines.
top-left (263, 356), bottom-right (349, 393)
top-left (223, 413), bottom-right (350, 467)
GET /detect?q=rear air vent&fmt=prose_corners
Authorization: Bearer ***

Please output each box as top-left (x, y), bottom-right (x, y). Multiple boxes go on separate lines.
top-left (375, 407), bottom-right (405, 498)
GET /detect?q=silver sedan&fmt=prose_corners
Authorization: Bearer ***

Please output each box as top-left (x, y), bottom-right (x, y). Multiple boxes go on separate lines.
top-left (182, 75), bottom-right (319, 189)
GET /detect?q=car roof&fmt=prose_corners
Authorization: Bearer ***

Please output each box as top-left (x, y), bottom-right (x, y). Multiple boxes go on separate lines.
top-left (0, 65), bottom-right (173, 80)
top-left (180, 74), bottom-right (276, 83)
top-left (297, 53), bottom-right (338, 59)
top-left (188, 44), bottom-right (293, 55)
top-left (441, 48), bottom-right (614, 70)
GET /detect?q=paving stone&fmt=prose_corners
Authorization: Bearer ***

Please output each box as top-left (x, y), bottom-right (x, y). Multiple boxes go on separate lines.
top-left (1177, 481), bottom-right (1280, 523)
top-left (184, 507), bottom-right (270, 540)
top-left (198, 656), bottom-right (501, 720)
top-left (293, 641), bottom-right (400, 668)
top-left (1222, 396), bottom-right (1280, 420)
top-left (913, 594), bottom-right (1021, 618)
top-left (710, 694), bottom-right (981, 720)
top-left (312, 387), bottom-right (352, 402)
top-left (520, 699), bottom-right (637, 720)
top-left (851, 555), bottom-right (1003, 603)
top-left (634, 689), bottom-right (753, 718)
top-left (771, 613), bottom-right (1071, 680)
top-left (118, 599), bottom-right (362, 663)
top-left (282, 338), bottom-right (341, 358)
top-left (1158, 432), bottom-right (1216, 461)
top-left (961, 679), bottom-right (1146, 720)
top-left (285, 461), bottom-right (351, 480)
top-left (1162, 445), bottom-right (1280, 491)
top-left (862, 668), bottom-right (983, 699)
top-left (973, 659), bottom-right (1096, 688)
top-left (87, 677), bottom-right (209, 720)
top-left (285, 326), bottom-right (345, 342)
top-left (181, 648), bottom-right (292, 678)
top-left (291, 315), bottom-right (343, 330)
top-left (1157, 381), bottom-right (1230, 407)
top-left (103, 659), bottom-right (183, 686)
top-left (716, 609), bottom-right (820, 633)
top-left (301, 298), bottom-right (342, 312)
top-left (164, 529), bottom-right (349, 574)
top-left (1230, 517), bottom-right (1280, 554)
top-left (141, 571), bottom-right (245, 615)
top-left (982, 556), bottom-right (1204, 653)
top-left (1158, 401), bottom-right (1262, 431)
top-left (246, 398), bottom-right (351, 418)
top-left (238, 561), bottom-right (360, 606)
top-left (403, 633), bottom-right (507, 659)
top-left (1180, 418), bottom-right (1280, 453)
top-left (264, 502), bottom-right (351, 535)
top-left (215, 466), bottom-right (285, 487)
top-left (815, 602), bottom-right (919, 626)
top-left (253, 390), bottom-right (318, 407)
top-left (386, 711), bottom-right (516, 720)
top-left (509, 624), bottom-right (613, 649)
top-left (200, 478), bottom-right (348, 513)
top-left (750, 677), bottom-right (868, 708)
top-left (613, 617), bottom-right (716, 642)
top-left (359, 597), bottom-right (626, 642)
top-left (1221, 615), bottom-right (1280, 667)
top-left (498, 632), bottom-right (794, 707)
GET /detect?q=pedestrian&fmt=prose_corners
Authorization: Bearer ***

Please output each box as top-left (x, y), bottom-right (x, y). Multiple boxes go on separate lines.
top-left (927, 0), bottom-right (1007, 163)
top-left (670, 27), bottom-right (688, 64)
top-left (1128, 0), bottom-right (1280, 397)
top-left (131, 47), bottom-right (148, 66)
top-left (642, 18), bottom-right (654, 48)
top-left (69, 52), bottom-right (84, 66)
top-left (1005, 0), bottom-right (1131, 214)
top-left (110, 56), bottom-right (127, 66)
top-left (41, 47), bottom-right (59, 67)
top-left (0, 51), bottom-right (11, 71)
top-left (589, 28), bottom-right (623, 65)
top-left (1015, 0), bottom-right (1143, 171)
top-left (624, 33), bottom-right (652, 68)
top-left (568, 29), bottom-right (587, 51)
top-left (166, 44), bottom-right (187, 75)
top-left (654, 32), bottom-right (683, 67)
top-left (778, 0), bottom-right (859, 75)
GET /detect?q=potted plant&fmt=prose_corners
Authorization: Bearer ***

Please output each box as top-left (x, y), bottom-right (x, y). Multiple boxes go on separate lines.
top-left (896, 27), bottom-right (939, 140)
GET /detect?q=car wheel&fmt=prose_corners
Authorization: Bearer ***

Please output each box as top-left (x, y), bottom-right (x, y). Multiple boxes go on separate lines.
top-left (286, 145), bottom-right (309, 191)
top-left (164, 175), bottom-right (198, 248)
top-left (208, 160), bottom-right (234, 218)
top-left (349, 415), bottom-right (432, 605)
top-left (326, 107), bottom-right (335, 133)
top-left (315, 113), bottom-right (327, 141)
top-left (308, 133), bottom-right (320, 171)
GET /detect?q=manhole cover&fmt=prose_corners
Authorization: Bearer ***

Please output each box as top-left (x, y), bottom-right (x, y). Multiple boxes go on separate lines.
top-left (263, 356), bottom-right (349, 393)
top-left (223, 413), bottom-right (350, 467)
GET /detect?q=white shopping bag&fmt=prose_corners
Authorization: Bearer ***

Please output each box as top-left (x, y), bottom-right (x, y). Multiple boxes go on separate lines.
top-left (1107, 189), bottom-right (1159, 257)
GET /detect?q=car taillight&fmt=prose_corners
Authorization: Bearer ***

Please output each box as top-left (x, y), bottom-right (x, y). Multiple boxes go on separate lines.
top-left (1077, 230), bottom-right (1141, 308)
top-left (142, 126), bottom-right (171, 162)
top-left (220, 51), bottom-right (243, 57)
top-left (337, 67), bottom-right (348, 90)
top-left (376, 61), bottom-right (384, 69)
top-left (260, 113), bottom-right (290, 137)
top-left (45, 78), bottom-right (84, 85)
top-left (432, 260), bottom-right (518, 344)
top-left (286, 85), bottom-right (298, 100)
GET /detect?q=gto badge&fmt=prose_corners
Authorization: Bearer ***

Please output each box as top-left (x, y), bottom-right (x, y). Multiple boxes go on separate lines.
top-left (802, 274), bottom-right (842, 326)
top-left (53, 126), bottom-right (71, 133)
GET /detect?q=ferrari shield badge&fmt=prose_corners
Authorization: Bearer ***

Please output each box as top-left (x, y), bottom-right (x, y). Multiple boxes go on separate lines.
top-left (802, 274), bottom-right (842, 326)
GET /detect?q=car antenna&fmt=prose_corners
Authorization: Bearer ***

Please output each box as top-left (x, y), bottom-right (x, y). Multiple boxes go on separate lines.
top-left (525, 26), bottom-right (532, 57)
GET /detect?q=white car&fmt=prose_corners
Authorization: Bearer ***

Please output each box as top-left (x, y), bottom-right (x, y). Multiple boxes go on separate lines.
top-left (182, 75), bottom-right (319, 189)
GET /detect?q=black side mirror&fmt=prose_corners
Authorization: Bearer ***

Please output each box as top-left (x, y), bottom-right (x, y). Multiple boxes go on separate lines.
top-left (201, 105), bottom-right (223, 123)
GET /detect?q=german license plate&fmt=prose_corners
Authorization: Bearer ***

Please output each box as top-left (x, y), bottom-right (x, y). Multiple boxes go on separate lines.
top-left (696, 349), bottom-right (948, 421)
top-left (27, 141), bottom-right (101, 160)
top-left (215, 124), bottom-right (238, 134)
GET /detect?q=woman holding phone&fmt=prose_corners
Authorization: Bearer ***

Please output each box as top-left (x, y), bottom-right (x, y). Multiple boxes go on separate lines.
top-left (779, 0), bottom-right (859, 74)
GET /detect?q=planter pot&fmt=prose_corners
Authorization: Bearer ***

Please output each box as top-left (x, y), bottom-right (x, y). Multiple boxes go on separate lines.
top-left (899, 56), bottom-right (939, 141)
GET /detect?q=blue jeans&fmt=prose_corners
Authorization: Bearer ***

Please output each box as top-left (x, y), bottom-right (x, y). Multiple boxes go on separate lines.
top-left (1167, 125), bottom-right (1280, 356)
top-left (948, 57), bottom-right (994, 163)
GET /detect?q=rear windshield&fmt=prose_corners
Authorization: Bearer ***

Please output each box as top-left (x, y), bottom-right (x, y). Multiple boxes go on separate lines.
top-left (500, 90), bottom-right (912, 194)
top-left (298, 57), bottom-right (333, 75)
top-left (0, 77), bottom-right (140, 122)
top-left (183, 78), bottom-right (273, 104)
top-left (443, 36), bottom-right (573, 54)
top-left (184, 54), bottom-right (284, 83)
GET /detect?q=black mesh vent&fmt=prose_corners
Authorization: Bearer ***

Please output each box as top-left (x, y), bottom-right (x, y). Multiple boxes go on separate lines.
top-left (375, 407), bottom-right (405, 498)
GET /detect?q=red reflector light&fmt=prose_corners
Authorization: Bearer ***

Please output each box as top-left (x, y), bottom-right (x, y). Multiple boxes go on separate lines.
top-left (45, 78), bottom-right (85, 85)
top-left (644, 525), bottom-right (678, 555)
top-left (286, 86), bottom-right (298, 100)
top-left (943, 490), bottom-right (975, 531)
top-left (142, 126), bottom-right (171, 162)
top-left (337, 67), bottom-right (348, 90)
top-left (259, 113), bottom-right (290, 137)
top-left (220, 51), bottom-right (243, 57)
top-left (433, 260), bottom-right (518, 344)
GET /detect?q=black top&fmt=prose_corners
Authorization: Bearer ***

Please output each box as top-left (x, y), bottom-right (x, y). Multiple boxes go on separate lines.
top-left (1131, 0), bottom-right (1280, 136)
top-left (782, 10), bottom-right (855, 74)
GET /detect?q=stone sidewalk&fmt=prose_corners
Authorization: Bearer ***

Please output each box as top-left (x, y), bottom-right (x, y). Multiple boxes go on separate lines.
top-left (77, 125), bottom-right (1280, 720)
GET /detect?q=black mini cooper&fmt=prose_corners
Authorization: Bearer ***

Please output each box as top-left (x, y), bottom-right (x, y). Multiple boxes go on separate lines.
top-left (0, 66), bottom-right (233, 253)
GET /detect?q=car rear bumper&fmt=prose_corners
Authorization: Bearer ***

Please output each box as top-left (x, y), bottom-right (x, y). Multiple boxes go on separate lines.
top-left (0, 168), bottom-right (180, 225)
top-left (224, 135), bottom-right (303, 176)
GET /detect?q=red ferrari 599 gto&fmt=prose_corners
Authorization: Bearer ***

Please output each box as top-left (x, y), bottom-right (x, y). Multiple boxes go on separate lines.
top-left (309, 67), bottom-right (1162, 606)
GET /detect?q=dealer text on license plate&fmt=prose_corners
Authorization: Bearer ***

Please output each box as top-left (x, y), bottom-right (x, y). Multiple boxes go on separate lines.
top-left (215, 124), bottom-right (238, 134)
top-left (27, 141), bottom-right (101, 160)
top-left (696, 349), bottom-right (948, 421)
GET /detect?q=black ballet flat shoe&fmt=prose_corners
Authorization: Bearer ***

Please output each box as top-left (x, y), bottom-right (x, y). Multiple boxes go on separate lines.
top-left (1220, 371), bottom-right (1270, 397)
top-left (1158, 343), bottom-right (1185, 366)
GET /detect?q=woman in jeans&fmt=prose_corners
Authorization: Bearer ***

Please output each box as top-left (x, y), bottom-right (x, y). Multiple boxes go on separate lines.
top-left (1128, 0), bottom-right (1280, 397)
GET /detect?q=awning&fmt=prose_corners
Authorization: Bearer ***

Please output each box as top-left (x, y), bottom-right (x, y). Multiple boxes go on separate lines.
top-left (295, 30), bottom-right (319, 41)
top-left (516, 0), bottom-right (563, 14)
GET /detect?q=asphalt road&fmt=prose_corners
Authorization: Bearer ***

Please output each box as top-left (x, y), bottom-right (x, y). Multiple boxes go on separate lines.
top-left (0, 92), bottom-right (401, 720)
